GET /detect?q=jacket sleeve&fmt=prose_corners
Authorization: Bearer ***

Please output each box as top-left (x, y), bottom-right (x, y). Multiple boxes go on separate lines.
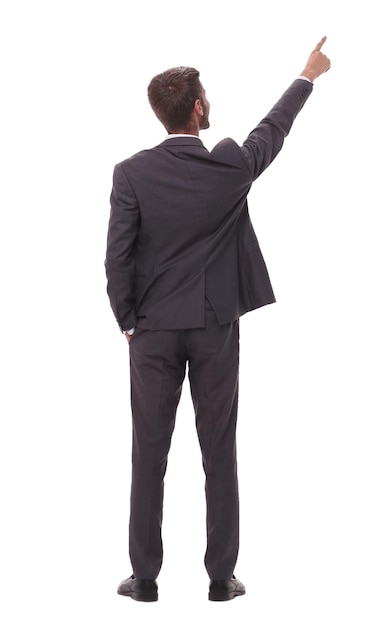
top-left (105, 163), bottom-right (140, 332)
top-left (239, 78), bottom-right (313, 180)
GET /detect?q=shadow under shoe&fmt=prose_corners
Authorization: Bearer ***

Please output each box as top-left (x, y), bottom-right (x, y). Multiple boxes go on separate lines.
top-left (209, 575), bottom-right (246, 601)
top-left (117, 574), bottom-right (158, 602)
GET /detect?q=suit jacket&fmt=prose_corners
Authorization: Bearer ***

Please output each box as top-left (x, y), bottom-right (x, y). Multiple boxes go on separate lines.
top-left (105, 79), bottom-right (313, 332)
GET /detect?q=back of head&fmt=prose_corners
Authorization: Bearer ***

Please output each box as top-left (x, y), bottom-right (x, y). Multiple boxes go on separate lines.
top-left (147, 66), bottom-right (202, 133)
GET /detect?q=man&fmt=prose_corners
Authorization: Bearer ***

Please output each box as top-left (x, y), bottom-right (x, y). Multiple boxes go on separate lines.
top-left (105, 37), bottom-right (330, 602)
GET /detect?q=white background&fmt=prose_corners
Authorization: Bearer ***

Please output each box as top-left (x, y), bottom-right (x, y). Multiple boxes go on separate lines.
top-left (1, 1), bottom-right (389, 624)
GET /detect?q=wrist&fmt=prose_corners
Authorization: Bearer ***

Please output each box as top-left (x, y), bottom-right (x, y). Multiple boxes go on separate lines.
top-left (300, 68), bottom-right (316, 82)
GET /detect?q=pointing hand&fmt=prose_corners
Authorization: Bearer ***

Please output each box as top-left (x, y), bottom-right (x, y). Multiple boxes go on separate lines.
top-left (301, 36), bottom-right (331, 82)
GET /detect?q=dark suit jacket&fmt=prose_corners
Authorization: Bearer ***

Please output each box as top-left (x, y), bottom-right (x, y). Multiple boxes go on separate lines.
top-left (105, 79), bottom-right (313, 332)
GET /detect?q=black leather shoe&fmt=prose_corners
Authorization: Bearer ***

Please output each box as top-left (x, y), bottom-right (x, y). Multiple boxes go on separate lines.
top-left (117, 574), bottom-right (158, 602)
top-left (209, 575), bottom-right (245, 601)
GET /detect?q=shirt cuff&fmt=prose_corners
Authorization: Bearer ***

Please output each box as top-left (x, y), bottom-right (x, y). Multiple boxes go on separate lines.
top-left (123, 328), bottom-right (135, 335)
top-left (297, 75), bottom-right (313, 83)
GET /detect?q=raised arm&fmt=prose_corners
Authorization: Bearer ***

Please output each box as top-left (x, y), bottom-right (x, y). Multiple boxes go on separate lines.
top-left (240, 36), bottom-right (331, 179)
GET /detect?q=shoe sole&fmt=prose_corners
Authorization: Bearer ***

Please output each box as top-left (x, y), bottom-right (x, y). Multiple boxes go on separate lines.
top-left (117, 590), bottom-right (158, 602)
top-left (208, 590), bottom-right (245, 601)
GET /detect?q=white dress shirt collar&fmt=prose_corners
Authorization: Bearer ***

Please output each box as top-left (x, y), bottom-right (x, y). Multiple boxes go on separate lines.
top-left (165, 133), bottom-right (200, 139)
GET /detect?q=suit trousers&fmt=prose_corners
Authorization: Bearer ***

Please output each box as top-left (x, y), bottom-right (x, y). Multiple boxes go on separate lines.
top-left (128, 302), bottom-right (240, 580)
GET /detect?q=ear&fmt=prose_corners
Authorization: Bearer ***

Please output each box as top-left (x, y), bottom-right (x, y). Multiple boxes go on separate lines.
top-left (194, 99), bottom-right (204, 116)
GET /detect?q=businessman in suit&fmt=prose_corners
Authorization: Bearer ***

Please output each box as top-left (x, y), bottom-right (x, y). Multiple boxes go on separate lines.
top-left (105, 37), bottom-right (330, 602)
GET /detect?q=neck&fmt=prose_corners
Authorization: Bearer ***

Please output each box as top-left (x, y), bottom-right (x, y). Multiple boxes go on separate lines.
top-left (170, 114), bottom-right (200, 136)
top-left (170, 127), bottom-right (199, 136)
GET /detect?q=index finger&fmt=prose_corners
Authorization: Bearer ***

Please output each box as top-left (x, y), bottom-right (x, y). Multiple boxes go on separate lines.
top-left (312, 35), bottom-right (327, 52)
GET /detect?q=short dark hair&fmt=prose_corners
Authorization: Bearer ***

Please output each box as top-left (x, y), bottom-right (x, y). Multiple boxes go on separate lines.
top-left (147, 66), bottom-right (202, 132)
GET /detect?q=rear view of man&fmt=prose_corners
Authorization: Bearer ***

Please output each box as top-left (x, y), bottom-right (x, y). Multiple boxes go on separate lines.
top-left (105, 37), bottom-right (330, 602)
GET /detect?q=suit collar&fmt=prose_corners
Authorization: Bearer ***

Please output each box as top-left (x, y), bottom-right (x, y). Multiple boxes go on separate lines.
top-left (158, 136), bottom-right (204, 147)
